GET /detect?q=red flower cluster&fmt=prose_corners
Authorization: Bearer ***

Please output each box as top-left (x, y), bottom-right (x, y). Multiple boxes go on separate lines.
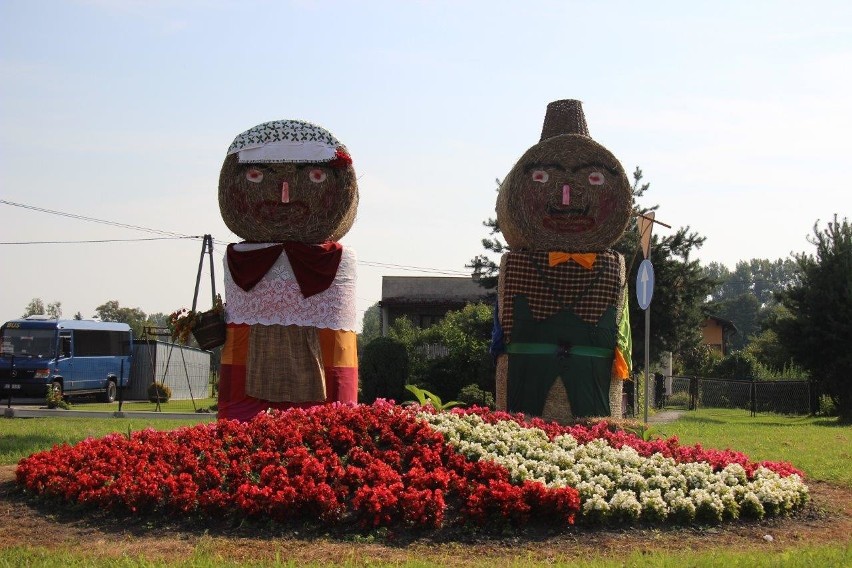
top-left (16, 401), bottom-right (579, 529)
top-left (458, 407), bottom-right (804, 479)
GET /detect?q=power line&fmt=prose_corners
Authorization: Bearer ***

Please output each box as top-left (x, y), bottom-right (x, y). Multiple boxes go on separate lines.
top-left (358, 260), bottom-right (469, 276)
top-left (1, 199), bottom-right (194, 238)
top-left (2, 199), bottom-right (473, 276)
top-left (1, 237), bottom-right (199, 245)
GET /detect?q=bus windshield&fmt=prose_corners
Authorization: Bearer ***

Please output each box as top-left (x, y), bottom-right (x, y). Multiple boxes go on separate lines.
top-left (0, 328), bottom-right (56, 358)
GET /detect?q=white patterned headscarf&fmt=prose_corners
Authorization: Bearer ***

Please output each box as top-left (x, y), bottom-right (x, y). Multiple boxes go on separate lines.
top-left (226, 120), bottom-right (348, 164)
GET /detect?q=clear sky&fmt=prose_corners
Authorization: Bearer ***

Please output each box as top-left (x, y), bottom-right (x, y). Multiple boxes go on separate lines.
top-left (2, 0), bottom-right (850, 327)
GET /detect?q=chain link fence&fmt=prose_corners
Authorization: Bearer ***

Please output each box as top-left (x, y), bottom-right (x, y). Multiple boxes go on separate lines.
top-left (661, 375), bottom-right (811, 416)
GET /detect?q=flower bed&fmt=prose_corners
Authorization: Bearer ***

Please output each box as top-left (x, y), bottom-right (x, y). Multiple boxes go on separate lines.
top-left (15, 402), bottom-right (808, 530)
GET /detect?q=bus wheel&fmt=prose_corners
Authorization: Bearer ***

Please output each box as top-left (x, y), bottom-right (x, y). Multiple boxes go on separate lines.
top-left (98, 380), bottom-right (117, 403)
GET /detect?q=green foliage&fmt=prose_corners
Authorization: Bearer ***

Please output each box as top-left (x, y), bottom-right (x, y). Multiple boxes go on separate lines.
top-left (456, 383), bottom-right (495, 409)
top-left (95, 300), bottom-right (150, 337)
top-left (147, 382), bottom-right (172, 403)
top-left (704, 258), bottom-right (799, 353)
top-left (21, 297), bottom-right (61, 319)
top-left (359, 301), bottom-right (383, 345)
top-left (677, 344), bottom-right (721, 376)
top-left (360, 336), bottom-right (409, 403)
top-left (466, 179), bottom-right (505, 290)
top-left (775, 215), bottom-right (852, 423)
top-left (624, 226), bottom-right (714, 369)
top-left (388, 304), bottom-right (495, 403)
top-left (45, 384), bottom-right (70, 410)
top-left (711, 351), bottom-right (771, 380)
top-left (404, 384), bottom-right (463, 410)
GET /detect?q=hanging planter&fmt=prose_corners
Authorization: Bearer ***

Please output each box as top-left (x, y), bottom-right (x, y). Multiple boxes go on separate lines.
top-left (191, 304), bottom-right (226, 350)
top-left (169, 294), bottom-right (225, 350)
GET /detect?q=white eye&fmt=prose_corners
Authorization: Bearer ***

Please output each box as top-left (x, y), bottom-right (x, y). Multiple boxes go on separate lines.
top-left (588, 172), bottom-right (605, 185)
top-left (531, 170), bottom-right (549, 183)
top-left (309, 168), bottom-right (327, 183)
top-left (245, 168), bottom-right (264, 183)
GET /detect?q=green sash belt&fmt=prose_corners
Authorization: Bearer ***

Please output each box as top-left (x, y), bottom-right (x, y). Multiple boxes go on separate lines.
top-left (506, 343), bottom-right (613, 358)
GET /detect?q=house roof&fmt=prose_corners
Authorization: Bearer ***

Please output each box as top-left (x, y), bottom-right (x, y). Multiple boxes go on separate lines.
top-left (381, 276), bottom-right (491, 305)
top-left (704, 315), bottom-right (739, 335)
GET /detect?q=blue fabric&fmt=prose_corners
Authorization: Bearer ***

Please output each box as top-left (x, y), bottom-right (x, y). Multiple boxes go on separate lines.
top-left (490, 297), bottom-right (505, 357)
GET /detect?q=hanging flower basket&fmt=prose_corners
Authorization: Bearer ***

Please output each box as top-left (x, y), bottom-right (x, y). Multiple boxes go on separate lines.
top-left (191, 309), bottom-right (226, 350)
top-left (169, 294), bottom-right (226, 349)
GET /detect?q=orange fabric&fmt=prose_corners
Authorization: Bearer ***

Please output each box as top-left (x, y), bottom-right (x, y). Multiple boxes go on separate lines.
top-left (548, 252), bottom-right (597, 269)
top-left (612, 347), bottom-right (629, 380)
top-left (318, 329), bottom-right (358, 368)
top-left (221, 324), bottom-right (250, 365)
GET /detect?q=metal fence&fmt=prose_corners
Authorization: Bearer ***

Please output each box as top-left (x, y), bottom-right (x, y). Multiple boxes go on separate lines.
top-left (662, 375), bottom-right (811, 416)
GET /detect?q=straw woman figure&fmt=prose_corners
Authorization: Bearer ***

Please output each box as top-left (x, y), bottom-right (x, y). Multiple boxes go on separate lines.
top-left (217, 120), bottom-right (359, 421)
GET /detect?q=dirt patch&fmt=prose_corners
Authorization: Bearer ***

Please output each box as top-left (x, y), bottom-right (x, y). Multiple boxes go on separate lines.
top-left (1, 464), bottom-right (849, 565)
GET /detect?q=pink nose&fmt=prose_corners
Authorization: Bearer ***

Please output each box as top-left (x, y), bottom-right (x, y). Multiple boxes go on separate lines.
top-left (281, 181), bottom-right (290, 203)
top-left (562, 184), bottom-right (570, 206)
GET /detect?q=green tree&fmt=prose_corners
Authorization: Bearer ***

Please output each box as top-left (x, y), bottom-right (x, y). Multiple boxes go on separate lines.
top-left (466, 179), bottom-right (505, 290)
top-left (21, 298), bottom-right (62, 319)
top-left (774, 215), bottom-right (852, 422)
top-left (21, 298), bottom-right (45, 318)
top-left (359, 302), bottom-right (382, 346)
top-left (94, 300), bottom-right (149, 337)
top-left (704, 258), bottom-right (799, 351)
top-left (626, 228), bottom-right (715, 369)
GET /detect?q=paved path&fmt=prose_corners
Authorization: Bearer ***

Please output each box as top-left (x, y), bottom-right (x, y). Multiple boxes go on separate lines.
top-left (647, 409), bottom-right (685, 424)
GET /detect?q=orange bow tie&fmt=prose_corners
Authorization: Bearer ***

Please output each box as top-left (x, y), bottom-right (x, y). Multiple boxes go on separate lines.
top-left (548, 252), bottom-right (597, 269)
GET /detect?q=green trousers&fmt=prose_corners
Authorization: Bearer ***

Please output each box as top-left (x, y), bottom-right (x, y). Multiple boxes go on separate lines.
top-left (507, 295), bottom-right (617, 418)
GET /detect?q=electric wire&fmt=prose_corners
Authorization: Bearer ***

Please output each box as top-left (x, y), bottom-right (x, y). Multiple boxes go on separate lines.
top-left (1, 237), bottom-right (200, 245)
top-left (2, 200), bottom-right (473, 276)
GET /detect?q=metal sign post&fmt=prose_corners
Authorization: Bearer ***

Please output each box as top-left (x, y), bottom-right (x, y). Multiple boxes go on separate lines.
top-left (637, 258), bottom-right (655, 425)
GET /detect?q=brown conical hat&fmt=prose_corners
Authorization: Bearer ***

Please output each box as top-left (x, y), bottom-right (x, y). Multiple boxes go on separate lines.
top-left (539, 99), bottom-right (589, 141)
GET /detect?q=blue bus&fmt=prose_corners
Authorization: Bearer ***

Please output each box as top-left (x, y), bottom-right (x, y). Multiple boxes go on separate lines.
top-left (0, 317), bottom-right (133, 402)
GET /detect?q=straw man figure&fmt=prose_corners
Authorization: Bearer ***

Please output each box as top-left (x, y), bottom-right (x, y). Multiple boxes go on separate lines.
top-left (217, 120), bottom-right (359, 421)
top-left (493, 100), bottom-right (632, 421)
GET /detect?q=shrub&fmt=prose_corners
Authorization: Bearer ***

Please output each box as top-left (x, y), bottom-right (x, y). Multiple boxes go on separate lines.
top-left (45, 385), bottom-right (70, 410)
top-left (147, 382), bottom-right (172, 403)
top-left (360, 337), bottom-right (408, 403)
top-left (457, 384), bottom-right (495, 409)
top-left (711, 351), bottom-right (770, 380)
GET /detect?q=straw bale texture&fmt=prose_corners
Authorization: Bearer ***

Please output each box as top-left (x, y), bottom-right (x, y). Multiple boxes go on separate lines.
top-left (540, 99), bottom-right (589, 141)
top-left (541, 378), bottom-right (573, 424)
top-left (219, 154), bottom-right (358, 243)
top-left (496, 134), bottom-right (632, 252)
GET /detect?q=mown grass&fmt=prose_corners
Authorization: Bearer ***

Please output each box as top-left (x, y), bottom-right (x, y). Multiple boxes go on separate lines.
top-left (81, 396), bottom-right (218, 413)
top-left (652, 408), bottom-right (852, 487)
top-left (0, 543), bottom-right (849, 567)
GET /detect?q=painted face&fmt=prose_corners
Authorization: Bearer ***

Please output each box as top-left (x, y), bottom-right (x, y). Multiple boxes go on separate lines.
top-left (218, 155), bottom-right (358, 242)
top-left (497, 135), bottom-right (632, 251)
